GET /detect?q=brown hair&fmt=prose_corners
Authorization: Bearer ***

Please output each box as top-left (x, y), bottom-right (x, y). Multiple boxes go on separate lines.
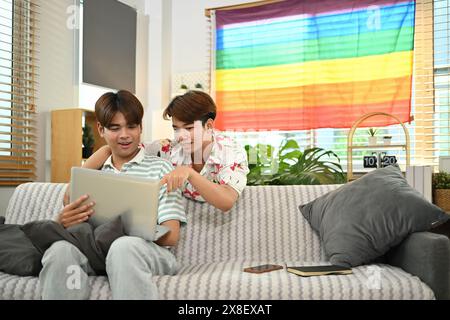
top-left (163, 90), bottom-right (216, 125)
top-left (95, 90), bottom-right (144, 128)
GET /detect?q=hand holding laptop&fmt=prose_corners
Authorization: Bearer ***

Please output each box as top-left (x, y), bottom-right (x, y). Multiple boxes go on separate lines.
top-left (57, 194), bottom-right (95, 228)
top-left (63, 184), bottom-right (71, 206)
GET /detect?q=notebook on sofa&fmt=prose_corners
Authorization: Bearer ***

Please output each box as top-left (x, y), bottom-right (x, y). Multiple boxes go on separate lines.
top-left (287, 265), bottom-right (352, 277)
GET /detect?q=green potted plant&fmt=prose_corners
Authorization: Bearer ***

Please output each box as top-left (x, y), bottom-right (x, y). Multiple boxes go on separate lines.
top-left (245, 139), bottom-right (345, 186)
top-left (82, 125), bottom-right (95, 159)
top-left (367, 128), bottom-right (378, 145)
top-left (179, 84), bottom-right (188, 94)
top-left (433, 171), bottom-right (450, 212)
top-left (194, 83), bottom-right (203, 90)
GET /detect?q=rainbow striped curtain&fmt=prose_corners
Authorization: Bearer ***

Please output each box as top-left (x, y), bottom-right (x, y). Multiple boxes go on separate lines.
top-left (213, 0), bottom-right (415, 131)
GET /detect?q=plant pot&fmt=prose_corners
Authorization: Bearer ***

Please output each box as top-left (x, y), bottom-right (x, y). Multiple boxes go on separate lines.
top-left (433, 189), bottom-right (450, 212)
top-left (82, 147), bottom-right (93, 159)
top-left (368, 136), bottom-right (377, 145)
top-left (383, 137), bottom-right (392, 145)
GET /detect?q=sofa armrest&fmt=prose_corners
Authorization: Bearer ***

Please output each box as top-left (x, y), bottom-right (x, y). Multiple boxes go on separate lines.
top-left (5, 182), bottom-right (67, 225)
top-left (385, 231), bottom-right (450, 300)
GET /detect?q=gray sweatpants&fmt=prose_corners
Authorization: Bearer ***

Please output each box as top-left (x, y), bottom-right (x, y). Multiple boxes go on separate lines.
top-left (38, 236), bottom-right (178, 300)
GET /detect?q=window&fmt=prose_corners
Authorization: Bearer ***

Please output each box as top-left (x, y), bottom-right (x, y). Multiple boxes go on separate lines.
top-left (207, 0), bottom-right (450, 172)
top-left (0, 0), bottom-right (13, 157)
top-left (433, 0), bottom-right (450, 160)
top-left (0, 0), bottom-right (38, 186)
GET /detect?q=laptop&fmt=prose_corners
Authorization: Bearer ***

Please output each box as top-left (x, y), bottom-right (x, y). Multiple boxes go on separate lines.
top-left (70, 167), bottom-right (161, 241)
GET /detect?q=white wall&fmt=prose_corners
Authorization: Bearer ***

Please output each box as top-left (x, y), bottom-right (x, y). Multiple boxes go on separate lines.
top-left (36, 0), bottom-right (79, 183)
top-left (143, 0), bottom-right (260, 140)
top-left (171, 0), bottom-right (259, 74)
top-left (144, 0), bottom-right (173, 141)
top-left (0, 188), bottom-right (15, 217)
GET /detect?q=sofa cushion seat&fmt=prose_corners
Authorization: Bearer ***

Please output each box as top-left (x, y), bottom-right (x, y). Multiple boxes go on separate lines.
top-left (0, 261), bottom-right (434, 300)
top-left (158, 261), bottom-right (435, 300)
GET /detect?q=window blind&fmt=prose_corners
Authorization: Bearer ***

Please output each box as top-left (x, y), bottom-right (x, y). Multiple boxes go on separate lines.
top-left (206, 0), bottom-right (449, 172)
top-left (408, 0), bottom-right (449, 167)
top-left (0, 0), bottom-right (38, 186)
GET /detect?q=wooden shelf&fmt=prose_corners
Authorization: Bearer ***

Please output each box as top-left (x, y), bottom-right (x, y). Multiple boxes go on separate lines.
top-left (349, 144), bottom-right (407, 150)
top-left (51, 109), bottom-right (106, 183)
top-left (347, 112), bottom-right (410, 182)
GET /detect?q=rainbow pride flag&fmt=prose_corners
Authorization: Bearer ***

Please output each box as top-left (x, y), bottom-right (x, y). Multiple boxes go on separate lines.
top-left (214, 0), bottom-right (415, 131)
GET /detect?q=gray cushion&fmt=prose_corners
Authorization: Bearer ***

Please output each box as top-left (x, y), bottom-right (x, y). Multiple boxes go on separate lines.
top-left (299, 165), bottom-right (450, 267)
top-left (0, 217), bottom-right (42, 276)
top-left (23, 217), bottom-right (127, 274)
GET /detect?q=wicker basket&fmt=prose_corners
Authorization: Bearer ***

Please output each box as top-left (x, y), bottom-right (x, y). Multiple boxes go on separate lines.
top-left (433, 189), bottom-right (450, 212)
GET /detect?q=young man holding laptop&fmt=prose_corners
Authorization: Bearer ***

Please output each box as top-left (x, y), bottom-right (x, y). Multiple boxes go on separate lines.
top-left (39, 90), bottom-right (187, 300)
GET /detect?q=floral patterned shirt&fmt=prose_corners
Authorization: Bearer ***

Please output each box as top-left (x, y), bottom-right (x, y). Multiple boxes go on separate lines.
top-left (142, 132), bottom-right (249, 202)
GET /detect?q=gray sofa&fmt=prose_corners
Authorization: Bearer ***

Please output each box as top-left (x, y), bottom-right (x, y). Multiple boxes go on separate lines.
top-left (1, 182), bottom-right (449, 299)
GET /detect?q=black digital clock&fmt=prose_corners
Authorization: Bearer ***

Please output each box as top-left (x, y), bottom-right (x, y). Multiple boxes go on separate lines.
top-left (363, 155), bottom-right (397, 168)
top-left (381, 155), bottom-right (397, 167)
top-left (363, 156), bottom-right (377, 168)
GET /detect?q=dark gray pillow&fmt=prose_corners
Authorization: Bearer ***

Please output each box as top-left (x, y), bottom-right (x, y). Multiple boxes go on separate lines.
top-left (23, 217), bottom-right (127, 274)
top-left (0, 217), bottom-right (42, 276)
top-left (299, 165), bottom-right (449, 267)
